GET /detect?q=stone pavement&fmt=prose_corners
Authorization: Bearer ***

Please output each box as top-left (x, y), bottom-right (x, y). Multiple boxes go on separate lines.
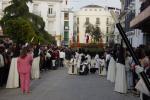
top-left (0, 67), bottom-right (140, 100)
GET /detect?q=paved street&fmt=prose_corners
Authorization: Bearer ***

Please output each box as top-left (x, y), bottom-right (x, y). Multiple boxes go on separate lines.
top-left (0, 67), bottom-right (139, 100)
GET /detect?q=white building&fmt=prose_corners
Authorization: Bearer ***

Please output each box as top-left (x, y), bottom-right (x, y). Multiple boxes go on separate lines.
top-left (74, 5), bottom-right (115, 44)
top-left (28, 0), bottom-right (68, 46)
top-left (0, 0), bottom-right (74, 46)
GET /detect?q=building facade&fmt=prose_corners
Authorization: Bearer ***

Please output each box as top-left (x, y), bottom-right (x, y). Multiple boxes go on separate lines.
top-left (74, 5), bottom-right (115, 44)
top-left (130, 0), bottom-right (150, 45)
top-left (0, 0), bottom-right (73, 46)
top-left (124, 0), bottom-right (144, 47)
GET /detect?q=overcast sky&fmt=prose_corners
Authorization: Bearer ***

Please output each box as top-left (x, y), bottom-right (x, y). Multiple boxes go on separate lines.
top-left (68, 0), bottom-right (121, 11)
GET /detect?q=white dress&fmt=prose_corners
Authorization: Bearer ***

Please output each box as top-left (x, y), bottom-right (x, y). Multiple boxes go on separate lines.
top-left (99, 59), bottom-right (106, 76)
top-left (68, 58), bottom-right (77, 75)
top-left (6, 58), bottom-right (19, 88)
top-left (107, 57), bottom-right (116, 83)
top-left (114, 63), bottom-right (127, 93)
top-left (31, 56), bottom-right (40, 79)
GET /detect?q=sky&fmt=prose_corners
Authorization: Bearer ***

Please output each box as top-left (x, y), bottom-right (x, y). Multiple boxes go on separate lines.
top-left (68, 0), bottom-right (121, 11)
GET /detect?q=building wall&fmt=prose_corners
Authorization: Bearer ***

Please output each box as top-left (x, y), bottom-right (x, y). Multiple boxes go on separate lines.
top-left (28, 1), bottom-right (62, 36)
top-left (75, 6), bottom-right (115, 43)
top-left (124, 0), bottom-right (144, 47)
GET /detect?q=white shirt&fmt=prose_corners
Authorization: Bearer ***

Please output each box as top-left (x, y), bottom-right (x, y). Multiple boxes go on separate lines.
top-left (60, 51), bottom-right (65, 59)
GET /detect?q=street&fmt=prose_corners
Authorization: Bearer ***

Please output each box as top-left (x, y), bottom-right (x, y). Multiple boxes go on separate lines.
top-left (0, 67), bottom-right (139, 100)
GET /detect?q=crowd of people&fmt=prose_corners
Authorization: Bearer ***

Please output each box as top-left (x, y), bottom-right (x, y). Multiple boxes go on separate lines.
top-left (0, 38), bottom-right (149, 99)
top-left (65, 44), bottom-right (150, 99)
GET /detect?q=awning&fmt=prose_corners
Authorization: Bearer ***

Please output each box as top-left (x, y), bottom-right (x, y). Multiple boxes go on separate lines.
top-left (130, 6), bottom-right (150, 33)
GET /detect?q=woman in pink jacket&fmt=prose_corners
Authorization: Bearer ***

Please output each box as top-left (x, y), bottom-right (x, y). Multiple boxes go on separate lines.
top-left (17, 47), bottom-right (33, 94)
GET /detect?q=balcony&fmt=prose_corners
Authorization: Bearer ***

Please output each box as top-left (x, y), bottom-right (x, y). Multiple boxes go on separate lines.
top-left (130, 5), bottom-right (150, 33)
top-left (47, 12), bottom-right (56, 18)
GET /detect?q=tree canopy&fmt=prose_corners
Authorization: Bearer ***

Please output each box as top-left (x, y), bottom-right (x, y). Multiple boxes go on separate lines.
top-left (0, 0), bottom-right (56, 44)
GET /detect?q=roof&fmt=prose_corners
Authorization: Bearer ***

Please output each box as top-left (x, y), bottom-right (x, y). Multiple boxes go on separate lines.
top-left (82, 5), bottom-right (103, 9)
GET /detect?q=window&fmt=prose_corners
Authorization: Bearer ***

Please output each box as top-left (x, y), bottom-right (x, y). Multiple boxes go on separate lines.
top-left (64, 31), bottom-right (69, 41)
top-left (77, 17), bottom-right (79, 24)
top-left (106, 27), bottom-right (109, 33)
top-left (99, 9), bottom-right (101, 11)
top-left (90, 9), bottom-right (92, 11)
top-left (85, 9), bottom-right (87, 11)
top-left (64, 13), bottom-right (69, 20)
top-left (106, 18), bottom-right (109, 25)
top-left (96, 18), bottom-right (100, 24)
top-left (106, 36), bottom-right (108, 42)
top-left (64, 21), bottom-right (69, 30)
top-left (77, 26), bottom-right (79, 33)
top-left (33, 4), bottom-right (38, 12)
top-left (85, 17), bottom-right (89, 24)
top-left (95, 9), bottom-right (97, 11)
top-left (48, 5), bottom-right (53, 14)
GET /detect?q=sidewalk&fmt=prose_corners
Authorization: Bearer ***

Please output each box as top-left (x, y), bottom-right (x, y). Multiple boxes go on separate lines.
top-left (0, 67), bottom-right (140, 100)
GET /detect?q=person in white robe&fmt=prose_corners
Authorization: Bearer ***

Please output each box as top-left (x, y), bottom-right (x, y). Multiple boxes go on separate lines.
top-left (107, 55), bottom-right (116, 83)
top-left (125, 52), bottom-right (133, 91)
top-left (6, 44), bottom-right (20, 88)
top-left (68, 55), bottom-right (77, 75)
top-left (85, 53), bottom-right (91, 70)
top-left (114, 45), bottom-right (127, 94)
top-left (99, 57), bottom-right (106, 76)
top-left (31, 46), bottom-right (41, 79)
top-left (77, 53), bottom-right (83, 74)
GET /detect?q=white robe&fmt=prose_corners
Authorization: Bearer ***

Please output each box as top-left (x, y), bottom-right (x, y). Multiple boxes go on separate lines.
top-left (99, 59), bottom-right (106, 76)
top-left (114, 63), bottom-right (127, 93)
top-left (31, 56), bottom-right (40, 79)
top-left (6, 58), bottom-right (19, 88)
top-left (68, 58), bottom-right (77, 75)
top-left (77, 54), bottom-right (83, 68)
top-left (85, 54), bottom-right (91, 69)
top-left (107, 57), bottom-right (116, 83)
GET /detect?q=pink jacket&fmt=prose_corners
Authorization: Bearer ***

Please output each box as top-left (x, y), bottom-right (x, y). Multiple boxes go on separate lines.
top-left (17, 54), bottom-right (33, 74)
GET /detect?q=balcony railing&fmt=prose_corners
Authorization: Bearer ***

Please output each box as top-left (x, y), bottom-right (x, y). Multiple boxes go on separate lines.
top-left (47, 12), bottom-right (56, 18)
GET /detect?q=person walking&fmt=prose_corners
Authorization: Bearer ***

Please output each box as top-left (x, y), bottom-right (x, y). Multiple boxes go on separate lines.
top-left (17, 47), bottom-right (33, 94)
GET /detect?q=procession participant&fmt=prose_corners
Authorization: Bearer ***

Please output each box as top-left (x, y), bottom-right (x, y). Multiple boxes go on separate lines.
top-left (0, 45), bottom-right (5, 86)
top-left (77, 49), bottom-right (84, 74)
top-left (17, 47), bottom-right (33, 94)
top-left (107, 44), bottom-right (117, 83)
top-left (74, 51), bottom-right (79, 68)
top-left (105, 50), bottom-right (111, 72)
top-left (114, 45), bottom-right (127, 94)
top-left (79, 55), bottom-right (89, 75)
top-left (85, 51), bottom-right (91, 70)
top-left (31, 44), bottom-right (40, 79)
top-left (99, 56), bottom-right (106, 76)
top-left (125, 51), bottom-right (133, 92)
top-left (90, 55), bottom-right (96, 74)
top-left (94, 53), bottom-right (100, 73)
top-left (6, 43), bottom-right (20, 88)
top-left (68, 55), bottom-right (77, 75)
